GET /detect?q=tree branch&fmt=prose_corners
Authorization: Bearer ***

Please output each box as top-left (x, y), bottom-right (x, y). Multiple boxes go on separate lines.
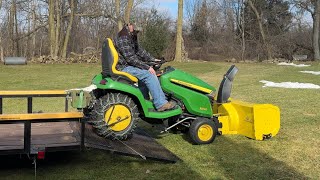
top-left (14, 23), bottom-right (48, 41)
top-left (295, 42), bottom-right (313, 52)
top-left (296, 1), bottom-right (314, 15)
top-left (62, 12), bottom-right (115, 19)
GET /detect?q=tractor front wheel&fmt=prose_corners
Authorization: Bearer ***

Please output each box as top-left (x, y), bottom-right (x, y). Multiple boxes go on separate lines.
top-left (189, 118), bottom-right (217, 145)
top-left (90, 93), bottom-right (139, 140)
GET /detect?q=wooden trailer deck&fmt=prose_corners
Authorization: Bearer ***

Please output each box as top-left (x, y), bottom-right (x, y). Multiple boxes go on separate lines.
top-left (0, 122), bottom-right (80, 152)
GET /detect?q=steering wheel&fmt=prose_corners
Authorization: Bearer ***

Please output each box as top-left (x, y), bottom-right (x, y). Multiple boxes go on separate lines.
top-left (148, 58), bottom-right (166, 70)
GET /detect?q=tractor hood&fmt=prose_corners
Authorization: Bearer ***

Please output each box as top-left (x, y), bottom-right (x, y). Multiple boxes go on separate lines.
top-left (160, 67), bottom-right (216, 117)
top-left (160, 67), bottom-right (216, 95)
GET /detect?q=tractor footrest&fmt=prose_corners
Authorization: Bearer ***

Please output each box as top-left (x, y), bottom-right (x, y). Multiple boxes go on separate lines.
top-left (84, 125), bottom-right (179, 163)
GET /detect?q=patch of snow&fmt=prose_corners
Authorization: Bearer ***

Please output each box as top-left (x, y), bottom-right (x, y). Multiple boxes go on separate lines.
top-left (260, 80), bottom-right (320, 89)
top-left (277, 62), bottom-right (311, 67)
top-left (300, 71), bottom-right (320, 75)
top-left (68, 84), bottom-right (97, 92)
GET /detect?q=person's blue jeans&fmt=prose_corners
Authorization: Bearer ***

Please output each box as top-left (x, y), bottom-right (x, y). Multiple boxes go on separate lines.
top-left (122, 66), bottom-right (167, 109)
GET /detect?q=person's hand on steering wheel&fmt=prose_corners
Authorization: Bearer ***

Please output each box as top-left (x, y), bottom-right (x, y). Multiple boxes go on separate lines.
top-left (148, 67), bottom-right (156, 75)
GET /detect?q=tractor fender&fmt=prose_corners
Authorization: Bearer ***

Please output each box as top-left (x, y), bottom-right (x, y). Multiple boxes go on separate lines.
top-left (92, 75), bottom-right (151, 116)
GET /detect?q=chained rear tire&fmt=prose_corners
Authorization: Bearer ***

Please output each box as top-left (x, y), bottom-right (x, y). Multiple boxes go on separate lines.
top-left (189, 118), bottom-right (217, 145)
top-left (90, 93), bottom-right (139, 140)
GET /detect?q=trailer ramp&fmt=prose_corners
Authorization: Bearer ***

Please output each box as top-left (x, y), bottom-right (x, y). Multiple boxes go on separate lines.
top-left (82, 124), bottom-right (179, 163)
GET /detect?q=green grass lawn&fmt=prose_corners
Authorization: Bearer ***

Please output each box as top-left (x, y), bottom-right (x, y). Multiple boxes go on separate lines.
top-left (0, 61), bottom-right (319, 179)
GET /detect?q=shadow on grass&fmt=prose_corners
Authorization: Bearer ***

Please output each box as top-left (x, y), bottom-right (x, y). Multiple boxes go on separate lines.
top-left (0, 150), bottom-right (206, 180)
top-left (209, 136), bottom-right (306, 179)
top-left (0, 152), bottom-right (82, 178)
top-left (122, 123), bottom-right (306, 179)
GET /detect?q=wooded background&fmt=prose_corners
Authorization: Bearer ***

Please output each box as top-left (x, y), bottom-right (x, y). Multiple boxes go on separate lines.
top-left (0, 0), bottom-right (319, 63)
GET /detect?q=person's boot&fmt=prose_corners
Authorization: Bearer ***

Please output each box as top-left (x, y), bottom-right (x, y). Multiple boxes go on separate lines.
top-left (157, 101), bottom-right (176, 112)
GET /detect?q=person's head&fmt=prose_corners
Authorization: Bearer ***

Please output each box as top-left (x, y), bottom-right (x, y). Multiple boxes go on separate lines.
top-left (128, 23), bottom-right (134, 33)
top-left (127, 16), bottom-right (142, 33)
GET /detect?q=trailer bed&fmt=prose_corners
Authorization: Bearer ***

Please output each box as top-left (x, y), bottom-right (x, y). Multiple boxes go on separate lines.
top-left (0, 121), bottom-right (179, 162)
top-left (0, 122), bottom-right (79, 152)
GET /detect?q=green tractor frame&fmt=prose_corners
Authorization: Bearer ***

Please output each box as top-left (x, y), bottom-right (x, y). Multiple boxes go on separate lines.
top-left (71, 38), bottom-right (280, 145)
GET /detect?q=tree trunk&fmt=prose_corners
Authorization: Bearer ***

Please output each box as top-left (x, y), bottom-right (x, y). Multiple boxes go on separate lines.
top-left (0, 37), bottom-right (3, 62)
top-left (0, 35), bottom-right (3, 62)
top-left (13, 0), bottom-right (19, 56)
top-left (54, 0), bottom-right (61, 58)
top-left (174, 0), bottom-right (184, 62)
top-left (61, 0), bottom-right (75, 59)
top-left (26, 6), bottom-right (31, 58)
top-left (40, 36), bottom-right (43, 56)
top-left (115, 0), bottom-right (122, 31)
top-left (48, 0), bottom-right (56, 57)
top-left (9, 2), bottom-right (14, 56)
top-left (0, 0), bottom-right (3, 62)
top-left (59, 0), bottom-right (66, 56)
top-left (248, 0), bottom-right (272, 60)
top-left (32, 0), bottom-right (36, 57)
top-left (241, 0), bottom-right (245, 61)
top-left (124, 0), bottom-right (133, 24)
top-left (313, 0), bottom-right (320, 61)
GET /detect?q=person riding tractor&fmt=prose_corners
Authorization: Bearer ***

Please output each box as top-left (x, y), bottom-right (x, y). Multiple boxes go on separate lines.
top-left (111, 18), bottom-right (176, 112)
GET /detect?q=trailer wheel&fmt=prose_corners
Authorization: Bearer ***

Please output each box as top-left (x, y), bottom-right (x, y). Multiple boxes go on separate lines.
top-left (90, 93), bottom-right (139, 140)
top-left (189, 118), bottom-right (217, 145)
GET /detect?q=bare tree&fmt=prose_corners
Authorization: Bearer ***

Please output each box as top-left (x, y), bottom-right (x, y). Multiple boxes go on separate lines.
top-left (62, 0), bottom-right (76, 58)
top-left (248, 0), bottom-right (272, 60)
top-left (54, 0), bottom-right (61, 57)
top-left (241, 0), bottom-right (245, 61)
top-left (174, 0), bottom-right (184, 62)
top-left (185, 0), bottom-right (201, 28)
top-left (48, 0), bottom-right (56, 57)
top-left (31, 0), bottom-right (36, 57)
top-left (233, 0), bottom-right (246, 61)
top-left (295, 0), bottom-right (320, 61)
top-left (7, 0), bottom-right (20, 56)
top-left (115, 0), bottom-right (122, 31)
top-left (313, 0), bottom-right (320, 60)
top-left (124, 0), bottom-right (134, 24)
top-left (231, 0), bottom-right (246, 61)
top-left (0, 0), bottom-right (3, 62)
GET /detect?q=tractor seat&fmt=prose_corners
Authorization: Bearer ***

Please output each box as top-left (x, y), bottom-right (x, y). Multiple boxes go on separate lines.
top-left (101, 38), bottom-right (138, 83)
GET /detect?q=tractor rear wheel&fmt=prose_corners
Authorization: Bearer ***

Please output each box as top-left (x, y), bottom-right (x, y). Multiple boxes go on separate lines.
top-left (189, 118), bottom-right (217, 145)
top-left (90, 93), bottom-right (139, 140)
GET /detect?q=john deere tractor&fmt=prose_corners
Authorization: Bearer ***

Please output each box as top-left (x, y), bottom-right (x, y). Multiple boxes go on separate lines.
top-left (83, 38), bottom-right (280, 145)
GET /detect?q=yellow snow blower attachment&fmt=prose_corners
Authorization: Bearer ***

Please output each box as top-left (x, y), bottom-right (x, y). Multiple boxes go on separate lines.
top-left (214, 65), bottom-right (280, 140)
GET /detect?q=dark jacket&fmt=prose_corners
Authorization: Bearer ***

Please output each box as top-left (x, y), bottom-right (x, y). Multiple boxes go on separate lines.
top-left (114, 26), bottom-right (155, 70)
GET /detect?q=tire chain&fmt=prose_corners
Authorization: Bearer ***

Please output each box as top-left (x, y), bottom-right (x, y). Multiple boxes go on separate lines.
top-left (88, 93), bottom-right (140, 140)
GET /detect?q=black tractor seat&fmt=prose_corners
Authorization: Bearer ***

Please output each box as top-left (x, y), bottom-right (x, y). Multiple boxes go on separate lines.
top-left (101, 38), bottom-right (138, 83)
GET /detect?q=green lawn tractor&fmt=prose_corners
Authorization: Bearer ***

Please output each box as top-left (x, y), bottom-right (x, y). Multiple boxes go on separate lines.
top-left (81, 38), bottom-right (280, 145)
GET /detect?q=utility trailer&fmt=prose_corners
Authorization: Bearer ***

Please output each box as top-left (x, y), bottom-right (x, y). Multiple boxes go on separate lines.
top-left (0, 90), bottom-right (179, 165)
